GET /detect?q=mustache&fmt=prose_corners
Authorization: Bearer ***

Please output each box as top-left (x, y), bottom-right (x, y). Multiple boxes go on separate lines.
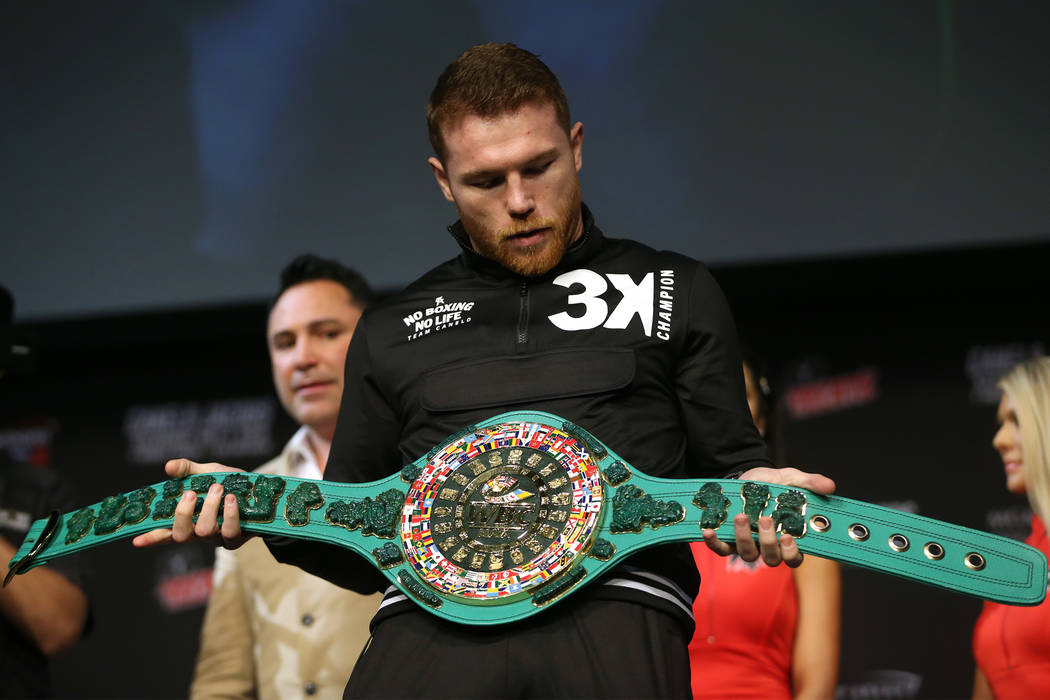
top-left (495, 218), bottom-right (558, 237)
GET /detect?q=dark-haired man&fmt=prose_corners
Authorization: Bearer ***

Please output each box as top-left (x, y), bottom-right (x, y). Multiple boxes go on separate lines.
top-left (189, 256), bottom-right (381, 700)
top-left (142, 44), bottom-right (834, 698)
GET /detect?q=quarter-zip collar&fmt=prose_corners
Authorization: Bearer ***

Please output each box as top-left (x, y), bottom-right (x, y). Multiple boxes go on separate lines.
top-left (446, 203), bottom-right (603, 282)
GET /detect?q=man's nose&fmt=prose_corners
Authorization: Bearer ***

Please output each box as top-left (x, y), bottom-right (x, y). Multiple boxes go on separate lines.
top-left (506, 174), bottom-right (535, 219)
top-left (292, 338), bottom-right (319, 367)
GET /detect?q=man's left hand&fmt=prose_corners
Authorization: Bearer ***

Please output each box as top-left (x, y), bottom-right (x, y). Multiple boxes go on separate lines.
top-left (702, 467), bottom-right (836, 567)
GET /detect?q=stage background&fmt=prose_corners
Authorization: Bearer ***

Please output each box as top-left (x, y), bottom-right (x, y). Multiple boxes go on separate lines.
top-left (1, 1), bottom-right (1048, 698)
top-left (2, 1), bottom-right (1048, 320)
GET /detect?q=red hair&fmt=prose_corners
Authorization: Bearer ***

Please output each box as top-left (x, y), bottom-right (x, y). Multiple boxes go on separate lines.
top-left (426, 43), bottom-right (571, 162)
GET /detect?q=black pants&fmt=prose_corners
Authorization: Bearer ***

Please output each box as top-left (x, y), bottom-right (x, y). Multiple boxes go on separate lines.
top-left (345, 596), bottom-right (691, 699)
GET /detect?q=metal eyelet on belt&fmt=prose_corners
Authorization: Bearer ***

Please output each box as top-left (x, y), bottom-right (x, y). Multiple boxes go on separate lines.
top-left (888, 533), bottom-right (910, 552)
top-left (848, 523), bottom-right (870, 541)
top-left (964, 552), bottom-right (986, 571)
top-left (809, 514), bottom-right (831, 532)
top-left (923, 542), bottom-right (945, 560)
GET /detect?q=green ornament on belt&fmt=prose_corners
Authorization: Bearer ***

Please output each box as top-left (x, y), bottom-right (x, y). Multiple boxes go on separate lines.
top-left (6, 410), bottom-right (1047, 626)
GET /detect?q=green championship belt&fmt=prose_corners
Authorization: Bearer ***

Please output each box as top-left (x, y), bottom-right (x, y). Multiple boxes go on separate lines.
top-left (6, 410), bottom-right (1047, 625)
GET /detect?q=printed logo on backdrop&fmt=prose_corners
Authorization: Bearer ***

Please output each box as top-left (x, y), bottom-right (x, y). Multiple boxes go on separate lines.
top-left (547, 269), bottom-right (676, 340)
top-left (0, 508), bottom-right (32, 534)
top-left (786, 368), bottom-right (879, 420)
top-left (965, 342), bottom-right (1046, 405)
top-left (0, 423), bottom-right (57, 468)
top-left (835, 670), bottom-right (922, 700)
top-left (123, 398), bottom-right (276, 466)
top-left (403, 296), bottom-right (475, 341)
top-left (985, 504), bottom-right (1033, 542)
top-left (154, 545), bottom-right (213, 613)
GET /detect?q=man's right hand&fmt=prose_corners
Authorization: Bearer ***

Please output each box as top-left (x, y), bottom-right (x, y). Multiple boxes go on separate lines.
top-left (130, 459), bottom-right (250, 550)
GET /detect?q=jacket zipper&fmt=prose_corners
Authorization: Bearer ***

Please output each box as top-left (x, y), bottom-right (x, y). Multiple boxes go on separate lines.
top-left (517, 282), bottom-right (529, 346)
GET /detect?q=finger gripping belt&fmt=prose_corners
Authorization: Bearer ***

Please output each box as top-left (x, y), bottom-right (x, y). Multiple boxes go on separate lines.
top-left (6, 411), bottom-right (1046, 625)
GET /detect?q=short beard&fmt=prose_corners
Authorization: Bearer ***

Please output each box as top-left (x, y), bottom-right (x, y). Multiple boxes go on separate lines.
top-left (463, 182), bottom-right (582, 278)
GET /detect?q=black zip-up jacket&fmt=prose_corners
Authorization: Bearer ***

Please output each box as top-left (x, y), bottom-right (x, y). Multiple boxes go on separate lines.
top-left (267, 204), bottom-right (773, 631)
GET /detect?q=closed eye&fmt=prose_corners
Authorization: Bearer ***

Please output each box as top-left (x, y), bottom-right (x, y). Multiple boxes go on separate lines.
top-left (523, 159), bottom-right (555, 177)
top-left (470, 176), bottom-right (504, 190)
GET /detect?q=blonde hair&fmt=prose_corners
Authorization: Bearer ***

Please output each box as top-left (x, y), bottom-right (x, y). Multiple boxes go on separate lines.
top-left (999, 356), bottom-right (1050, 523)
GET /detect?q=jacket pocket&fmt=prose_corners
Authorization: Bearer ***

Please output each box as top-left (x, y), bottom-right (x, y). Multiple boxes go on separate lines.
top-left (420, 347), bottom-right (635, 412)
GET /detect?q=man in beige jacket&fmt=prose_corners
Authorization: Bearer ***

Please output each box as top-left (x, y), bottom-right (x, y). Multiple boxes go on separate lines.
top-left (191, 255), bottom-right (382, 700)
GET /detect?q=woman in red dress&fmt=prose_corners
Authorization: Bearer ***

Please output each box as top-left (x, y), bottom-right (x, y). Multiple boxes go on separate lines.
top-left (972, 356), bottom-right (1050, 699)
top-left (690, 359), bottom-right (841, 699)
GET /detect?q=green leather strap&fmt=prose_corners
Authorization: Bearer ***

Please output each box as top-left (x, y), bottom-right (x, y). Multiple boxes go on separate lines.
top-left (7, 410), bottom-right (1047, 626)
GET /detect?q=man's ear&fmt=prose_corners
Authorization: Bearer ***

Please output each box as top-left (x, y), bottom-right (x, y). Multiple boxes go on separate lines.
top-left (428, 157), bottom-right (455, 203)
top-left (570, 121), bottom-right (584, 172)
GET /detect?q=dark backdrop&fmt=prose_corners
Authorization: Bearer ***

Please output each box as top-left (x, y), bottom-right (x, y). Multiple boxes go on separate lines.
top-left (3, 1), bottom-right (1048, 319)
